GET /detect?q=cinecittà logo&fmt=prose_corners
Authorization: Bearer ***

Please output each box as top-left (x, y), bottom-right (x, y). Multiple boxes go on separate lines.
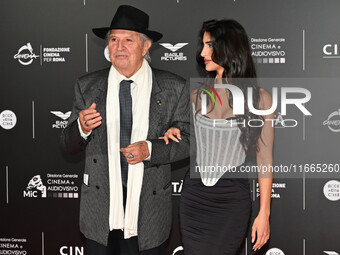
top-left (160, 42), bottom-right (188, 61)
top-left (51, 111), bottom-right (71, 128)
top-left (323, 109), bottom-right (340, 132)
top-left (0, 110), bottom-right (17, 130)
top-left (13, 43), bottom-right (39, 65)
top-left (266, 248), bottom-right (285, 255)
top-left (323, 180), bottom-right (340, 201)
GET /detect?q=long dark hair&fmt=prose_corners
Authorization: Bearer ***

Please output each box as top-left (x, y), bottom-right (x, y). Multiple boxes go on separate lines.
top-left (196, 19), bottom-right (263, 154)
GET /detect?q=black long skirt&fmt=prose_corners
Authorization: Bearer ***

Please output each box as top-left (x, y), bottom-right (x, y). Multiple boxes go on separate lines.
top-left (179, 170), bottom-right (251, 255)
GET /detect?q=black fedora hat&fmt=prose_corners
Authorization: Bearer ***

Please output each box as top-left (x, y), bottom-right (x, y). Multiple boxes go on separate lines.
top-left (92, 5), bottom-right (163, 42)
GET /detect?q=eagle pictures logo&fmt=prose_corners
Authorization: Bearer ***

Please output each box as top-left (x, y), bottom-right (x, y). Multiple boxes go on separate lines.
top-left (51, 111), bottom-right (71, 128)
top-left (160, 42), bottom-right (188, 61)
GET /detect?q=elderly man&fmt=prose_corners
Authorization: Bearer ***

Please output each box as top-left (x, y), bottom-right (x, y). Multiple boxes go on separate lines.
top-left (60, 5), bottom-right (189, 255)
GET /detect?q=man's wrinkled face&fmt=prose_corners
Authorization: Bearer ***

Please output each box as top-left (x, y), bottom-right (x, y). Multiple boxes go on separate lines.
top-left (108, 29), bottom-right (151, 78)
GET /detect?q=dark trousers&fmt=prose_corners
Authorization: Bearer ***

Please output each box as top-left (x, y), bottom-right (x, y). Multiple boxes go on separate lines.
top-left (85, 187), bottom-right (166, 255)
top-left (85, 231), bottom-right (165, 255)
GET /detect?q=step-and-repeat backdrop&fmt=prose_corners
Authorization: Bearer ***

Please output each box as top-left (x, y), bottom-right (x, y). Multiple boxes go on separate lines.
top-left (1, 0), bottom-right (340, 254)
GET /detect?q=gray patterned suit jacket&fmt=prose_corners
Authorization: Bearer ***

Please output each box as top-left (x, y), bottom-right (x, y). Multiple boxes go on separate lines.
top-left (60, 67), bottom-right (190, 251)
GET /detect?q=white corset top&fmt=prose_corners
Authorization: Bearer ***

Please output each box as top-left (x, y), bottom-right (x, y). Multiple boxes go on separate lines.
top-left (193, 103), bottom-right (246, 186)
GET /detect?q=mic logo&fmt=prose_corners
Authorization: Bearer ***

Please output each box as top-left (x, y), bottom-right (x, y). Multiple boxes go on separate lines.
top-left (24, 175), bottom-right (47, 198)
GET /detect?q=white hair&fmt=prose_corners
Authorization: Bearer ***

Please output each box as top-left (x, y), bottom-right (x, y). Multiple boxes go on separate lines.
top-left (139, 33), bottom-right (152, 62)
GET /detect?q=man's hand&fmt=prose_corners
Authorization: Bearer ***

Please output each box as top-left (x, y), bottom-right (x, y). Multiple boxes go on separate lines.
top-left (79, 103), bottom-right (102, 134)
top-left (120, 141), bottom-right (150, 165)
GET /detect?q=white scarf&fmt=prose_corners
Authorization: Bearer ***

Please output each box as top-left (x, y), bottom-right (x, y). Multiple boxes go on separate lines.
top-left (106, 59), bottom-right (152, 238)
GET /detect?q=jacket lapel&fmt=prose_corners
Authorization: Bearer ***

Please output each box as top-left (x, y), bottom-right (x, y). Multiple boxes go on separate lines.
top-left (147, 71), bottom-right (164, 139)
top-left (92, 69), bottom-right (110, 155)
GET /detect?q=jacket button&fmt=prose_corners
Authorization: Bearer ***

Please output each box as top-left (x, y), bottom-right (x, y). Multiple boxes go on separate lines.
top-left (96, 185), bottom-right (100, 190)
top-left (93, 159), bottom-right (97, 163)
top-left (153, 190), bottom-right (157, 195)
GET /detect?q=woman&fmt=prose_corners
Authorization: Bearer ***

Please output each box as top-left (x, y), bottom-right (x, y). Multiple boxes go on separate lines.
top-left (161, 19), bottom-right (273, 254)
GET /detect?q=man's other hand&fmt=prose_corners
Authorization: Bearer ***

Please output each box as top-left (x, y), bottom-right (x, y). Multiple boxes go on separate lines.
top-left (79, 103), bottom-right (102, 134)
top-left (120, 141), bottom-right (150, 165)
